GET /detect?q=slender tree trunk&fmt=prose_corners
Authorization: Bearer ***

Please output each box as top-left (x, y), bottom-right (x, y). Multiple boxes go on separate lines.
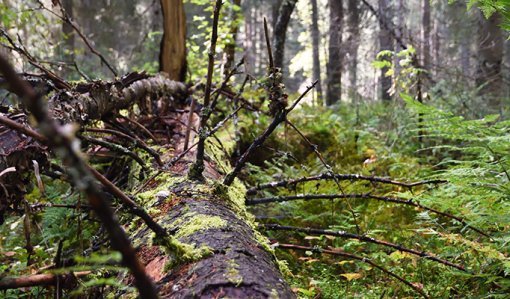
top-left (476, 12), bottom-right (504, 109)
top-left (61, 0), bottom-right (75, 77)
top-left (421, 0), bottom-right (431, 70)
top-left (243, 4), bottom-right (254, 74)
top-left (159, 0), bottom-right (187, 81)
top-left (224, 0), bottom-right (242, 75)
top-left (272, 0), bottom-right (283, 29)
top-left (377, 0), bottom-right (393, 101)
top-left (347, 0), bottom-right (360, 102)
top-left (310, 0), bottom-right (323, 105)
top-left (326, 0), bottom-right (343, 106)
top-left (393, 0), bottom-right (404, 96)
top-left (273, 0), bottom-right (298, 69)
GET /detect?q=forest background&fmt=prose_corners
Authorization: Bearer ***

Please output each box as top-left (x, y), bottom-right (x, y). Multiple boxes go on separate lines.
top-left (0, 0), bottom-right (509, 298)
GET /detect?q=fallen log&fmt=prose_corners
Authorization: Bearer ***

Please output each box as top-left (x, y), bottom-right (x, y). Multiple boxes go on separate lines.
top-left (0, 73), bottom-right (295, 297)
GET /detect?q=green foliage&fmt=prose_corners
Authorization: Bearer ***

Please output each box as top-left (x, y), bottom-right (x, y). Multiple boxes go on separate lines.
top-left (240, 92), bottom-right (510, 297)
top-left (186, 0), bottom-right (243, 83)
top-left (458, 0), bottom-right (510, 31)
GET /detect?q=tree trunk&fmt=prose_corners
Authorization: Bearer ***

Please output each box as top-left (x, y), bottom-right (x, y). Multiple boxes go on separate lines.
top-left (476, 12), bottom-right (504, 110)
top-left (224, 0), bottom-right (242, 75)
top-left (421, 0), bottom-right (431, 70)
top-left (347, 0), bottom-right (360, 102)
top-left (273, 0), bottom-right (298, 70)
top-left (159, 0), bottom-right (187, 81)
top-left (310, 0), bottom-right (323, 105)
top-left (326, 0), bottom-right (343, 106)
top-left (377, 0), bottom-right (393, 101)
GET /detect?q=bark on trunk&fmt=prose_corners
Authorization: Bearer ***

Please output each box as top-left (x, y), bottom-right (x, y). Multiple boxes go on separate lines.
top-left (326, 0), bottom-right (343, 105)
top-left (310, 0), bottom-right (323, 105)
top-left (159, 0), bottom-right (187, 81)
top-left (378, 0), bottom-right (393, 101)
top-left (134, 174), bottom-right (294, 298)
top-left (347, 0), bottom-right (360, 102)
top-left (273, 0), bottom-right (298, 69)
top-left (223, 0), bottom-right (242, 75)
top-left (476, 12), bottom-right (504, 109)
top-left (421, 0), bottom-right (431, 70)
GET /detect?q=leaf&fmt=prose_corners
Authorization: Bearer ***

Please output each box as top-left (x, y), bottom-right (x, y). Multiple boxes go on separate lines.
top-left (340, 273), bottom-right (363, 281)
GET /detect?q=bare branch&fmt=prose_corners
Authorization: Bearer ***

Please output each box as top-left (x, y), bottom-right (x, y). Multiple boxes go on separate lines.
top-left (263, 224), bottom-right (466, 272)
top-left (277, 244), bottom-right (428, 298)
top-left (246, 173), bottom-right (447, 195)
top-left (248, 193), bottom-right (490, 238)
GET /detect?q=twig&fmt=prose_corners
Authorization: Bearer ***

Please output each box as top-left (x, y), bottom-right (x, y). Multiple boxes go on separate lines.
top-left (120, 116), bottom-right (160, 145)
top-left (248, 193), bottom-right (490, 238)
top-left (190, 0), bottom-right (224, 180)
top-left (183, 97), bottom-right (196, 151)
top-left (262, 224), bottom-right (466, 272)
top-left (0, 29), bottom-right (71, 89)
top-left (37, 0), bottom-right (118, 76)
top-left (80, 135), bottom-right (148, 170)
top-left (277, 243), bottom-right (428, 298)
top-left (223, 81), bottom-right (318, 186)
top-left (264, 18), bottom-right (274, 70)
top-left (246, 173), bottom-right (447, 195)
top-left (85, 127), bottom-right (162, 166)
top-left (0, 55), bottom-right (158, 299)
top-left (135, 105), bottom-right (243, 194)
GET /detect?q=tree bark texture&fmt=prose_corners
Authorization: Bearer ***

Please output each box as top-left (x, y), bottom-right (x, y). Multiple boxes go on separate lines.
top-left (378, 0), bottom-right (393, 101)
top-left (421, 0), bottom-right (431, 69)
top-left (273, 0), bottom-right (298, 70)
top-left (159, 0), bottom-right (187, 81)
top-left (310, 0), bottom-right (323, 105)
top-left (476, 12), bottom-right (504, 109)
top-left (347, 0), bottom-right (360, 101)
top-left (224, 0), bottom-right (242, 75)
top-left (326, 0), bottom-right (343, 105)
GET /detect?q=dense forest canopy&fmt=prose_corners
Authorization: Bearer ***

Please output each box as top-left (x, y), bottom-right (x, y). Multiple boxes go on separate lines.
top-left (0, 0), bottom-right (509, 298)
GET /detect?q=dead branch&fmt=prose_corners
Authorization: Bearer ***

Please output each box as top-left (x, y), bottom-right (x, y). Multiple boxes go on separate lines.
top-left (277, 244), bottom-right (428, 298)
top-left (263, 224), bottom-right (466, 272)
top-left (0, 271), bottom-right (90, 290)
top-left (85, 127), bottom-right (163, 166)
top-left (248, 193), bottom-right (490, 238)
top-left (0, 113), bottom-right (170, 240)
top-left (0, 55), bottom-right (158, 298)
top-left (79, 134), bottom-right (148, 170)
top-left (246, 173), bottom-right (447, 195)
top-left (223, 81), bottom-right (318, 186)
top-left (190, 0), bottom-right (224, 180)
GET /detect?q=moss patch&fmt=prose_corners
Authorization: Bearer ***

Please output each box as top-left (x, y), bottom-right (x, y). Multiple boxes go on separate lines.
top-left (154, 235), bottom-right (213, 270)
top-left (136, 173), bottom-right (185, 206)
top-left (174, 214), bottom-right (227, 239)
top-left (226, 260), bottom-right (243, 286)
